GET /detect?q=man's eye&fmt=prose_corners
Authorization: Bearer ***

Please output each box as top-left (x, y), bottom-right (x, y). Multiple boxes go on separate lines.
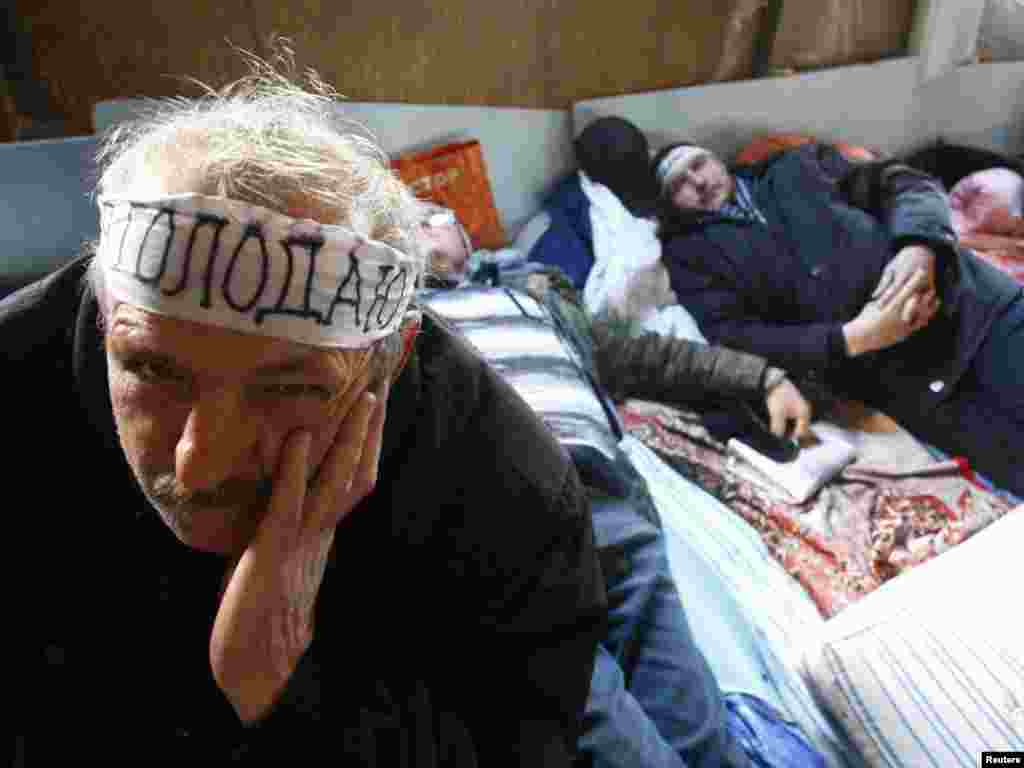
top-left (692, 156), bottom-right (707, 171)
top-left (261, 383), bottom-right (333, 400)
top-left (125, 359), bottom-right (186, 384)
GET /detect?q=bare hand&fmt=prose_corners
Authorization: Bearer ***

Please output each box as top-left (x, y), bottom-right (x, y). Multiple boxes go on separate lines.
top-left (764, 377), bottom-right (813, 440)
top-left (845, 269), bottom-right (940, 356)
top-left (209, 381), bottom-right (388, 723)
top-left (872, 245), bottom-right (936, 309)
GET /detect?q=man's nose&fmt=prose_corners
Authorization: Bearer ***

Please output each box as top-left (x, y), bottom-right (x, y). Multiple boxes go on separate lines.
top-left (175, 387), bottom-right (255, 493)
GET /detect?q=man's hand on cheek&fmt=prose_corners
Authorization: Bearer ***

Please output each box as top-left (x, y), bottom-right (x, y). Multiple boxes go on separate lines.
top-left (210, 379), bottom-right (388, 724)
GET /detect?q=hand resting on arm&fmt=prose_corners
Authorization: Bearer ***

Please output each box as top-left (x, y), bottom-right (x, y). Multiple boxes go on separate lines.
top-left (843, 268), bottom-right (940, 357)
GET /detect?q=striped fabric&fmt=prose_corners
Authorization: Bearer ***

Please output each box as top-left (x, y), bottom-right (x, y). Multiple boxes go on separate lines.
top-left (799, 506), bottom-right (1024, 767)
top-left (721, 176), bottom-right (767, 225)
top-left (620, 436), bottom-right (867, 768)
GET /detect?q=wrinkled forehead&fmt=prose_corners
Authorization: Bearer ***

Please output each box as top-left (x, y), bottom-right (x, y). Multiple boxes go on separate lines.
top-left (107, 301), bottom-right (364, 384)
top-left (109, 301), bottom-right (308, 361)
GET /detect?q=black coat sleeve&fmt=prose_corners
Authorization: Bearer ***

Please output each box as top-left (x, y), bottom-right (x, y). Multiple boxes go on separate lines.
top-left (428, 356), bottom-right (608, 767)
top-left (454, 463), bottom-right (606, 766)
top-left (662, 233), bottom-right (847, 376)
top-left (543, 289), bottom-right (770, 404)
top-left (821, 144), bottom-right (962, 300)
top-left (588, 312), bottom-right (770, 403)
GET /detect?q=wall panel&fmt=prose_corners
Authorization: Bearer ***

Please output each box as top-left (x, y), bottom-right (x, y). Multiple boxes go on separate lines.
top-left (772, 0), bottom-right (916, 70)
top-left (13, 0), bottom-right (735, 133)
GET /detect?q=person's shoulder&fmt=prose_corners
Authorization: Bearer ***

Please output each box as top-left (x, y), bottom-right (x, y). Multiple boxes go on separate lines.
top-left (750, 143), bottom-right (850, 192)
top-left (749, 142), bottom-right (818, 174)
top-left (1, 255), bottom-right (90, 364)
top-left (414, 306), bottom-right (484, 390)
top-left (415, 307), bottom-right (576, 505)
top-left (659, 207), bottom-right (721, 249)
top-left (544, 172), bottom-right (587, 213)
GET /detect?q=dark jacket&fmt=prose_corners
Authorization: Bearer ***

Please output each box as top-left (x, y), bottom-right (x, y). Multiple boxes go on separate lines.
top-left (661, 143), bottom-right (1022, 422)
top-left (529, 173), bottom-right (596, 291)
top-left (530, 114), bottom-right (660, 292)
top-left (527, 176), bottom-right (786, 424)
top-left (540, 289), bottom-right (772, 405)
top-left (11, 257), bottom-right (607, 766)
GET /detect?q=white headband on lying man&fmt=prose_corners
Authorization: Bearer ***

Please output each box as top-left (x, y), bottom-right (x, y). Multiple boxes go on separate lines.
top-left (655, 145), bottom-right (701, 191)
top-left (424, 207), bottom-right (475, 261)
top-left (97, 194), bottom-right (424, 349)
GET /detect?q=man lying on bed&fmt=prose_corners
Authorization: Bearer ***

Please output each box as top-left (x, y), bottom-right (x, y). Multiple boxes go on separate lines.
top-left (423, 205), bottom-right (814, 441)
top-left (422, 214), bottom-right (829, 768)
top-left (7, 51), bottom-right (608, 766)
top-left (652, 139), bottom-right (1024, 499)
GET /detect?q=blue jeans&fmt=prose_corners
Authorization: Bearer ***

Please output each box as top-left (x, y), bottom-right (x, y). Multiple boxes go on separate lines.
top-left (580, 495), bottom-right (825, 768)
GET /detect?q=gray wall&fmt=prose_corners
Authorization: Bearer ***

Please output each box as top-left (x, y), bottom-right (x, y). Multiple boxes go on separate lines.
top-left (95, 99), bottom-right (574, 239)
top-left (573, 57), bottom-right (922, 160)
top-left (914, 60), bottom-right (1024, 153)
top-left (0, 136), bottom-right (99, 282)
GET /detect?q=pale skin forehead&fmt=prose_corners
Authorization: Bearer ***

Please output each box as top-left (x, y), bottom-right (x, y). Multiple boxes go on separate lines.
top-left (106, 303), bottom-right (356, 386)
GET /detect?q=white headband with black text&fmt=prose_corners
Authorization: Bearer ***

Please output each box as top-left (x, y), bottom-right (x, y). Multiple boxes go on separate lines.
top-left (97, 194), bottom-right (423, 349)
top-left (656, 145), bottom-right (702, 191)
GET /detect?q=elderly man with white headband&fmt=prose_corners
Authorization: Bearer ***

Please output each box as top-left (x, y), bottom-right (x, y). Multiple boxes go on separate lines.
top-left (9, 57), bottom-right (605, 765)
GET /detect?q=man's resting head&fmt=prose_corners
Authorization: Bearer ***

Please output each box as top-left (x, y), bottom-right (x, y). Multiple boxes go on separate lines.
top-left (418, 203), bottom-right (473, 285)
top-left (651, 142), bottom-right (734, 213)
top-left (87, 52), bottom-right (426, 555)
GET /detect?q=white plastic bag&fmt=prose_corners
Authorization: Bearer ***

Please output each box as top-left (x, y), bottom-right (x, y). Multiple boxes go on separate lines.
top-left (579, 171), bottom-right (707, 343)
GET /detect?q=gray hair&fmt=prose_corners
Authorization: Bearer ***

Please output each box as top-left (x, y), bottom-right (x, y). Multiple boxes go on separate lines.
top-left (96, 47), bottom-right (424, 252)
top-left (89, 44), bottom-right (420, 380)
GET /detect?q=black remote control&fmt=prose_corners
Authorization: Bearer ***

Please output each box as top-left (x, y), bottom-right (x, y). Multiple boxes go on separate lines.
top-left (733, 401), bottom-right (801, 463)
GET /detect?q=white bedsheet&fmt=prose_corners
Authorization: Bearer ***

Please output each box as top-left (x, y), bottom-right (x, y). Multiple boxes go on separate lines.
top-left (621, 435), bottom-right (865, 768)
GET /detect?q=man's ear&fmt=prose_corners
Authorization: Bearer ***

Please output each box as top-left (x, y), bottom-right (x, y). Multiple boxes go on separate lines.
top-left (394, 315), bottom-right (421, 381)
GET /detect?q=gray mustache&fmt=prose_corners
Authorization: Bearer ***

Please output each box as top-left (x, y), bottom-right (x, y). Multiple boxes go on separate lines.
top-left (150, 473), bottom-right (273, 510)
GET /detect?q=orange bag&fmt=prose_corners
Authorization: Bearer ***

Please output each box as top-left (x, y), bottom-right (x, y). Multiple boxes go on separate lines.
top-left (391, 140), bottom-right (506, 250)
top-left (734, 134), bottom-right (878, 166)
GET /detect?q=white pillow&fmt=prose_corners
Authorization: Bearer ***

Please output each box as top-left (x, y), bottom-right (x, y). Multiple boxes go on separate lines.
top-left (800, 507), bottom-right (1024, 767)
top-left (513, 210), bottom-right (552, 258)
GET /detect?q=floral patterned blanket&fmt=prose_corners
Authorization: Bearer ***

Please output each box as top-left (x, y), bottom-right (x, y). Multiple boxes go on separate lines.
top-left (619, 399), bottom-right (1017, 618)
